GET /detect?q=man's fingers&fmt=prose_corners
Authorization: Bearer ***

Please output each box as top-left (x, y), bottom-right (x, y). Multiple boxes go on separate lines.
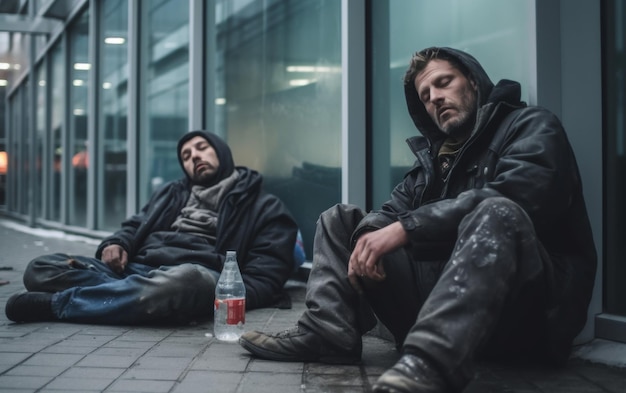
top-left (101, 245), bottom-right (128, 274)
top-left (347, 271), bottom-right (364, 294)
top-left (349, 252), bottom-right (363, 277)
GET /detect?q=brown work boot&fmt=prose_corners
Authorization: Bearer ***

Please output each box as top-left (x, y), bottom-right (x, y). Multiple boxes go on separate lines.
top-left (239, 324), bottom-right (361, 364)
top-left (372, 354), bottom-right (450, 393)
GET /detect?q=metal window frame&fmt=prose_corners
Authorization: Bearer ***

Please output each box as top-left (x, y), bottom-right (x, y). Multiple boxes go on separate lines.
top-left (342, 0), bottom-right (366, 207)
top-left (189, 0), bottom-right (204, 131)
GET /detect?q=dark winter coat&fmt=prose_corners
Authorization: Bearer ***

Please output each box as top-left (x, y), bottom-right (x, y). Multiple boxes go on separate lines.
top-left (96, 167), bottom-right (298, 310)
top-left (355, 47), bottom-right (597, 363)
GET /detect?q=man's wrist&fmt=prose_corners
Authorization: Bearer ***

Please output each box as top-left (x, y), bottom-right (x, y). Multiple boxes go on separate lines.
top-left (397, 211), bottom-right (420, 232)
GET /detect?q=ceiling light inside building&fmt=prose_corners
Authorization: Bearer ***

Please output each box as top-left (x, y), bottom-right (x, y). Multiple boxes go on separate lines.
top-left (0, 79), bottom-right (7, 86)
top-left (104, 37), bottom-right (126, 45)
top-left (289, 79), bottom-right (315, 87)
top-left (0, 62), bottom-right (9, 70)
top-left (287, 65), bottom-right (340, 73)
top-left (215, 98), bottom-right (226, 105)
top-left (73, 79), bottom-right (84, 86)
top-left (102, 82), bottom-right (112, 89)
top-left (74, 63), bottom-right (91, 70)
top-left (287, 66), bottom-right (316, 73)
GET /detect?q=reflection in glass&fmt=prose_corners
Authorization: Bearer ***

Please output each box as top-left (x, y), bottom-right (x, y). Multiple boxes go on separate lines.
top-left (20, 84), bottom-right (29, 215)
top-left (604, 0), bottom-right (626, 316)
top-left (68, 10), bottom-right (90, 226)
top-left (138, 0), bottom-right (189, 205)
top-left (209, 0), bottom-right (342, 256)
top-left (0, 66), bottom-right (5, 205)
top-left (370, 0), bottom-right (532, 208)
top-left (98, 0), bottom-right (128, 230)
top-left (36, 65), bottom-right (46, 219)
top-left (9, 92), bottom-right (21, 212)
top-left (50, 44), bottom-right (63, 221)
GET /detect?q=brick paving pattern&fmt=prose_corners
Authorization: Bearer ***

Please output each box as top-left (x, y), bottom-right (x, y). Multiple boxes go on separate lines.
top-left (1, 218), bottom-right (624, 392)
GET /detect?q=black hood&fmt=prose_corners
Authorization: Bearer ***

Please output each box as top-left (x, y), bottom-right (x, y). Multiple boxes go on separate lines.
top-left (177, 130), bottom-right (236, 187)
top-left (404, 47), bottom-right (518, 143)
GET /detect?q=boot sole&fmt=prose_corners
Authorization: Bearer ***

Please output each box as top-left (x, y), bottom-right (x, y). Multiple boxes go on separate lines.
top-left (239, 337), bottom-right (360, 365)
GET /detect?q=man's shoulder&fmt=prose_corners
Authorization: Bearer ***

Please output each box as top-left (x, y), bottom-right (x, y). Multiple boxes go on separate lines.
top-left (508, 103), bottom-right (557, 117)
top-left (498, 104), bottom-right (562, 129)
top-left (158, 177), bottom-right (187, 190)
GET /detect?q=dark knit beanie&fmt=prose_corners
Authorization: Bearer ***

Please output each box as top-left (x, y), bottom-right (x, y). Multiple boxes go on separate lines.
top-left (177, 130), bottom-right (236, 187)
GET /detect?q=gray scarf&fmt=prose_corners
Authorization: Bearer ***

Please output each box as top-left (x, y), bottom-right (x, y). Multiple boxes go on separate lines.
top-left (171, 170), bottom-right (239, 241)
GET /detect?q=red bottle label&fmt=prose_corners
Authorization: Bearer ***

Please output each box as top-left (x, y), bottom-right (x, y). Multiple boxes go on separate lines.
top-left (215, 298), bottom-right (245, 325)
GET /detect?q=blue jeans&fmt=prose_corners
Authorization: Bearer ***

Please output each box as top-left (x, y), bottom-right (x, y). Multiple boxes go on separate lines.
top-left (23, 253), bottom-right (219, 324)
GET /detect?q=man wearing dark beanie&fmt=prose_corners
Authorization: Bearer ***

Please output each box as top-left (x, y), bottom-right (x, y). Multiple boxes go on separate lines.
top-left (6, 130), bottom-right (299, 325)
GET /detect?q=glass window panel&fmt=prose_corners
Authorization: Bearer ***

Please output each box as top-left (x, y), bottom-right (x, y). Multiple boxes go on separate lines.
top-left (10, 33), bottom-right (28, 82)
top-left (138, 0), bottom-right (189, 205)
top-left (208, 0), bottom-right (342, 257)
top-left (604, 0), bottom-right (626, 316)
top-left (98, 0), bottom-right (128, 230)
top-left (50, 43), bottom-right (63, 222)
top-left (370, 0), bottom-right (533, 207)
top-left (22, 82), bottom-right (31, 216)
top-left (35, 64), bottom-right (46, 219)
top-left (9, 92), bottom-right (22, 212)
top-left (9, 87), bottom-right (29, 214)
top-left (0, 78), bottom-right (5, 206)
top-left (68, 10), bottom-right (90, 226)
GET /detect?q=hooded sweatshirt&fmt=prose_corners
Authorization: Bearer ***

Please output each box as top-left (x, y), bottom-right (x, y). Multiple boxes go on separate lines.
top-left (97, 130), bottom-right (298, 309)
top-left (176, 130), bottom-right (236, 188)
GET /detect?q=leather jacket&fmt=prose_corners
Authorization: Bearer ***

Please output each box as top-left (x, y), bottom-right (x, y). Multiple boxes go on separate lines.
top-left (355, 47), bottom-right (597, 363)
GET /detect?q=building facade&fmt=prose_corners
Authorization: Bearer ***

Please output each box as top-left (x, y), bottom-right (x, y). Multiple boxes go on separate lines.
top-left (0, 0), bottom-right (623, 346)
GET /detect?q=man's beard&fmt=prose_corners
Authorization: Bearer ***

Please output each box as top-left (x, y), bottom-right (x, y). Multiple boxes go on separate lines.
top-left (438, 85), bottom-right (478, 138)
top-left (440, 108), bottom-right (476, 139)
top-left (193, 171), bottom-right (217, 185)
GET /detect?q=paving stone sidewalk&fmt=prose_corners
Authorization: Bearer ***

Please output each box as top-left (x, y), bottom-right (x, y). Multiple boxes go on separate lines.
top-left (0, 218), bottom-right (625, 392)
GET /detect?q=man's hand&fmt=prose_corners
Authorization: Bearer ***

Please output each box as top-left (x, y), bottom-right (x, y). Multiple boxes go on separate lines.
top-left (348, 221), bottom-right (408, 293)
top-left (101, 244), bottom-right (128, 274)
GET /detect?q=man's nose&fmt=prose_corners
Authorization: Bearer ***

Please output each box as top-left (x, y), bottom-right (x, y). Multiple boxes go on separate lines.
top-left (430, 88), bottom-right (444, 105)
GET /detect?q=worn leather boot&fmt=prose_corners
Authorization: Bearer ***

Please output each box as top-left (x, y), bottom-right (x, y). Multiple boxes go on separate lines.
top-left (372, 354), bottom-right (450, 393)
top-left (239, 324), bottom-right (361, 364)
top-left (5, 292), bottom-right (56, 323)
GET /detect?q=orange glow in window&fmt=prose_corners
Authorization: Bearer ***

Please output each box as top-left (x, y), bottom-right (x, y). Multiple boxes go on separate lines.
top-left (0, 151), bottom-right (7, 175)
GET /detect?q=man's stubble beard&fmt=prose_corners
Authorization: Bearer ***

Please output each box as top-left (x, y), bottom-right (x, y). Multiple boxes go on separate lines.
top-left (441, 110), bottom-right (477, 139)
top-left (192, 170), bottom-right (217, 186)
top-left (439, 88), bottom-right (478, 138)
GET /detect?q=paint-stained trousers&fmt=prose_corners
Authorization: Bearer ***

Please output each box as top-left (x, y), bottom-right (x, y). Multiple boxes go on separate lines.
top-left (23, 254), bottom-right (219, 324)
top-left (299, 197), bottom-right (554, 391)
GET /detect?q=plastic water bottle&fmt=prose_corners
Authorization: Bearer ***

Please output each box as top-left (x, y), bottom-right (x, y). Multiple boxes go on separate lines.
top-left (214, 250), bottom-right (246, 342)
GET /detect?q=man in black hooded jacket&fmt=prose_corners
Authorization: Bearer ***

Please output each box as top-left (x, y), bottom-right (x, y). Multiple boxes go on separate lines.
top-left (5, 130), bottom-right (299, 325)
top-left (238, 47), bottom-right (597, 392)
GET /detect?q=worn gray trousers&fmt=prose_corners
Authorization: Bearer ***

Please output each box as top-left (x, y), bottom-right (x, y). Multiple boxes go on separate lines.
top-left (299, 198), bottom-right (552, 391)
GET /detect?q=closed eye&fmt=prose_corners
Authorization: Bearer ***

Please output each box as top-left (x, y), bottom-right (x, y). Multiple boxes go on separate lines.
top-left (196, 141), bottom-right (210, 151)
top-left (435, 76), bottom-right (452, 88)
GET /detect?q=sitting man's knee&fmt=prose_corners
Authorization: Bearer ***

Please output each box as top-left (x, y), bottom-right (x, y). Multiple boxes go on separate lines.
top-left (23, 257), bottom-right (51, 290)
top-left (474, 197), bottom-right (529, 223)
top-left (319, 203), bottom-right (365, 229)
top-left (161, 264), bottom-right (215, 291)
